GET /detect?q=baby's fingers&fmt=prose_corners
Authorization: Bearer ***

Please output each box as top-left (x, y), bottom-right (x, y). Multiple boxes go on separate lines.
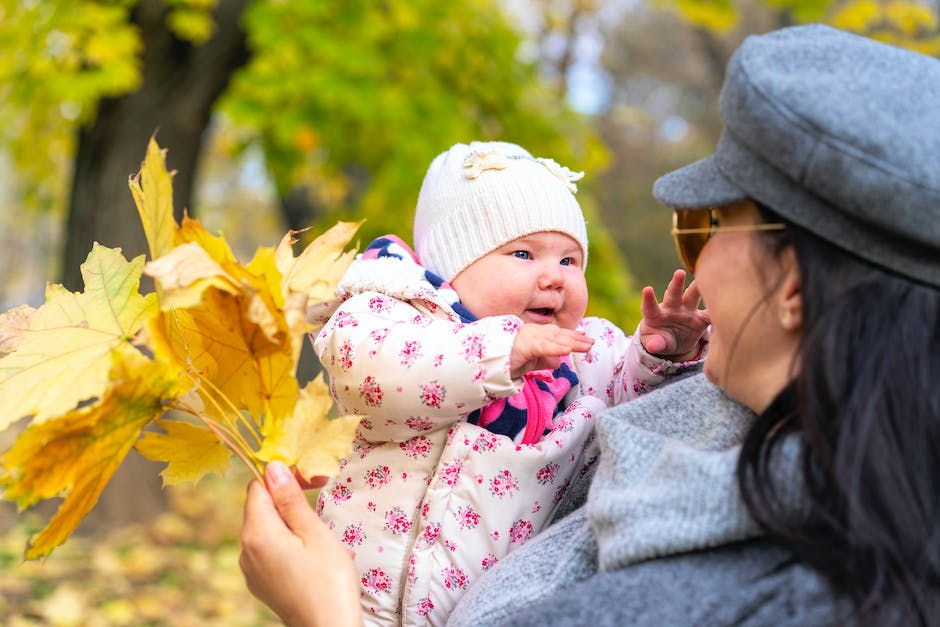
top-left (562, 329), bottom-right (595, 353)
top-left (640, 285), bottom-right (661, 320)
top-left (540, 331), bottom-right (592, 356)
top-left (661, 269), bottom-right (688, 309)
top-left (681, 279), bottom-right (704, 310)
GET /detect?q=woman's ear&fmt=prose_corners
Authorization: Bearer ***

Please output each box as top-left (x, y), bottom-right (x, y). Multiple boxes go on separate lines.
top-left (777, 247), bottom-right (802, 332)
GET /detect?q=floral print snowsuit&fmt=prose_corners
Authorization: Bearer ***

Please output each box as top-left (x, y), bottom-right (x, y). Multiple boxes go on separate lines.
top-left (311, 248), bottom-right (701, 626)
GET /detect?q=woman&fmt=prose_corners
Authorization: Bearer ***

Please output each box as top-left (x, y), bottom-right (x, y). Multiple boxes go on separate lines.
top-left (240, 24), bottom-right (940, 626)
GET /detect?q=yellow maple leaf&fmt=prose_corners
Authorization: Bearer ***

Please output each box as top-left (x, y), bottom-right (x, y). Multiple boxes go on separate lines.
top-left (135, 419), bottom-right (232, 486)
top-left (256, 374), bottom-right (361, 479)
top-left (276, 222), bottom-right (361, 365)
top-left (1, 137), bottom-right (363, 560)
top-left (141, 241), bottom-right (240, 310)
top-left (140, 202), bottom-right (298, 426)
top-left (130, 139), bottom-right (361, 479)
top-left (0, 351), bottom-right (189, 559)
top-left (128, 136), bottom-right (180, 260)
top-left (145, 256), bottom-right (299, 427)
top-left (178, 212), bottom-right (239, 266)
top-left (276, 221), bottom-right (362, 304)
top-left (0, 304), bottom-right (36, 355)
top-left (0, 244), bottom-right (158, 430)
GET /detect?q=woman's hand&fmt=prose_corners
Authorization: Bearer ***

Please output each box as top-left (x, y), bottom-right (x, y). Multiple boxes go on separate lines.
top-left (639, 269), bottom-right (711, 361)
top-left (240, 461), bottom-right (362, 627)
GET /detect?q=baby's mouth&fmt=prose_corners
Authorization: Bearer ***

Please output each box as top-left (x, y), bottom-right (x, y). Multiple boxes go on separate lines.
top-left (529, 308), bottom-right (554, 317)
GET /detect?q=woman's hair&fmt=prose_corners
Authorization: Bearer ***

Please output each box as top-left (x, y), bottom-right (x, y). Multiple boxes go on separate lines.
top-left (738, 203), bottom-right (940, 624)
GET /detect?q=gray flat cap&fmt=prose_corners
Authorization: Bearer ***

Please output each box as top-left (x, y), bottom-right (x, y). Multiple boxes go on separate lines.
top-left (653, 24), bottom-right (940, 288)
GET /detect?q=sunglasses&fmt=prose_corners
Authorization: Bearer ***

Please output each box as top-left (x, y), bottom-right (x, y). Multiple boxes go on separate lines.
top-left (671, 208), bottom-right (787, 273)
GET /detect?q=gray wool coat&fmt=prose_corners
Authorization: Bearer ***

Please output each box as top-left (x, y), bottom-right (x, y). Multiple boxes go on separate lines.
top-left (447, 372), bottom-right (844, 626)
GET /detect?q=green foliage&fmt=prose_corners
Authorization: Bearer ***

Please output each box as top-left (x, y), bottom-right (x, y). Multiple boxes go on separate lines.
top-left (831, 0), bottom-right (940, 54)
top-left (760, 0), bottom-right (831, 21)
top-left (221, 0), bottom-right (601, 228)
top-left (583, 201), bottom-right (643, 331)
top-left (219, 0), bottom-right (635, 329)
top-left (655, 0), bottom-right (739, 32)
top-left (0, 0), bottom-right (219, 212)
top-left (165, 0), bottom-right (220, 43)
top-left (660, 0), bottom-right (940, 53)
top-left (0, 0), bottom-right (139, 211)
top-left (0, 0), bottom-right (639, 332)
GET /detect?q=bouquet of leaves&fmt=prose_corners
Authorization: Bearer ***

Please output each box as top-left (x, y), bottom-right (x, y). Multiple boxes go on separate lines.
top-left (0, 138), bottom-right (362, 560)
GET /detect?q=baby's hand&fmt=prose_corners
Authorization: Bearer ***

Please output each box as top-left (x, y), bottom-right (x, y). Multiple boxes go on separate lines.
top-left (639, 269), bottom-right (710, 361)
top-left (509, 323), bottom-right (594, 379)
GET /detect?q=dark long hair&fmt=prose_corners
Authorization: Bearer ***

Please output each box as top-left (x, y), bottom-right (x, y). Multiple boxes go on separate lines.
top-left (737, 204), bottom-right (940, 624)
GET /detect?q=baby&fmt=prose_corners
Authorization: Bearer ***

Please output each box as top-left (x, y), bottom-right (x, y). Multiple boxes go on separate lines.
top-left (310, 141), bottom-right (708, 625)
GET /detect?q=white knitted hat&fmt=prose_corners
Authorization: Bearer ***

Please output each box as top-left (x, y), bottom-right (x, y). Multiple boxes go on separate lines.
top-left (413, 141), bottom-right (588, 282)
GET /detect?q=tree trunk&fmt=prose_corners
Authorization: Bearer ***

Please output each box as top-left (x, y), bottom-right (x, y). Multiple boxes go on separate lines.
top-left (63, 0), bottom-right (251, 289)
top-left (64, 0), bottom-right (250, 530)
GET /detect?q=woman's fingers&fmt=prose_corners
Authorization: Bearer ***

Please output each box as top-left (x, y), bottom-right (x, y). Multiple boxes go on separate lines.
top-left (265, 461), bottom-right (319, 538)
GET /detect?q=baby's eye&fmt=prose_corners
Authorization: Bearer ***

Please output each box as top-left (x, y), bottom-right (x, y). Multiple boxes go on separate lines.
top-left (513, 250), bottom-right (531, 260)
top-left (560, 257), bottom-right (574, 266)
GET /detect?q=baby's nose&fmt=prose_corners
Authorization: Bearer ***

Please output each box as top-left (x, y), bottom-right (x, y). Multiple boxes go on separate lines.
top-left (538, 264), bottom-right (564, 288)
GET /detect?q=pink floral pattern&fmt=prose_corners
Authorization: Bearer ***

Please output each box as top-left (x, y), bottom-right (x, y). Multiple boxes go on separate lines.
top-left (536, 463), bottom-right (559, 485)
top-left (405, 416), bottom-right (435, 431)
top-left (399, 435), bottom-right (432, 458)
top-left (441, 565), bottom-right (468, 590)
top-left (364, 466), bottom-right (391, 489)
top-left (553, 479), bottom-right (571, 505)
top-left (361, 568), bottom-right (392, 595)
top-left (553, 414), bottom-right (574, 432)
top-left (423, 522), bottom-right (441, 544)
top-left (419, 381), bottom-right (446, 408)
top-left (368, 295), bottom-right (391, 314)
top-left (489, 469), bottom-right (519, 499)
top-left (384, 507), bottom-right (412, 535)
top-left (360, 376), bottom-right (383, 406)
top-left (509, 519), bottom-right (534, 544)
top-left (369, 327), bottom-right (389, 344)
top-left (417, 596), bottom-right (434, 617)
top-left (329, 483), bottom-right (353, 504)
top-left (338, 340), bottom-right (354, 370)
top-left (455, 505), bottom-right (481, 529)
top-left (333, 310), bottom-right (358, 328)
top-left (471, 432), bottom-right (500, 453)
top-left (399, 340), bottom-right (422, 367)
top-left (440, 460), bottom-right (462, 486)
top-left (309, 257), bottom-right (696, 623)
top-left (460, 333), bottom-right (485, 361)
top-left (342, 523), bottom-right (365, 547)
top-left (502, 318), bottom-right (521, 333)
top-left (353, 440), bottom-right (376, 459)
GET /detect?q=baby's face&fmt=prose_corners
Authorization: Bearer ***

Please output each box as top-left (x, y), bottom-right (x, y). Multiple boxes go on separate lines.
top-left (450, 232), bottom-right (588, 330)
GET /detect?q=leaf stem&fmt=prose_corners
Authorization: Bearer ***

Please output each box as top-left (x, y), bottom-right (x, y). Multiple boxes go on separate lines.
top-left (173, 397), bottom-right (264, 484)
top-left (195, 375), bottom-right (264, 446)
top-left (164, 310), bottom-right (263, 446)
top-left (173, 367), bottom-right (262, 457)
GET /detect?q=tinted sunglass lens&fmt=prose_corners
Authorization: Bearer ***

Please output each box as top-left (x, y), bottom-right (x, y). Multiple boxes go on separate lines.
top-left (673, 210), bottom-right (711, 272)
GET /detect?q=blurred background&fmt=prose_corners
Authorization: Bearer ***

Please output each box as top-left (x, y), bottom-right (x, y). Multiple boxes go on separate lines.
top-left (1, 0), bottom-right (937, 624)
